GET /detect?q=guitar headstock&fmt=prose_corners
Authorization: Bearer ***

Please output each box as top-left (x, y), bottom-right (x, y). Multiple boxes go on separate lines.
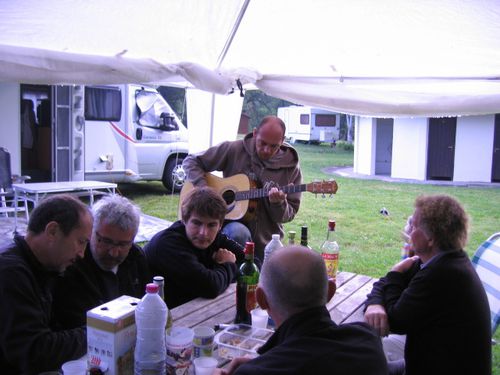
top-left (305, 180), bottom-right (338, 195)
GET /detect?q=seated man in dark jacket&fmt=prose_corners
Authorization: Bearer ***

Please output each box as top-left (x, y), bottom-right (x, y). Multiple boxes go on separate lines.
top-left (216, 246), bottom-right (388, 375)
top-left (144, 187), bottom-right (245, 308)
top-left (53, 194), bottom-right (150, 329)
top-left (0, 194), bottom-right (92, 374)
top-left (364, 194), bottom-right (491, 375)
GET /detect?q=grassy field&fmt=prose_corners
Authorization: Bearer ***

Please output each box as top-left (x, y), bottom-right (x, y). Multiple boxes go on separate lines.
top-left (118, 142), bottom-right (499, 372)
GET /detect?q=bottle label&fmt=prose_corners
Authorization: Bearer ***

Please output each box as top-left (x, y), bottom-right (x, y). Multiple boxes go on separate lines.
top-left (322, 252), bottom-right (339, 280)
top-left (246, 284), bottom-right (258, 312)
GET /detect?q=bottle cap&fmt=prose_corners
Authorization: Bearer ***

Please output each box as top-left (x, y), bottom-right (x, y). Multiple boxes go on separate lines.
top-left (146, 283), bottom-right (159, 293)
top-left (328, 220), bottom-right (336, 231)
top-left (244, 241), bottom-right (255, 255)
top-left (272, 234), bottom-right (280, 240)
top-left (153, 276), bottom-right (164, 283)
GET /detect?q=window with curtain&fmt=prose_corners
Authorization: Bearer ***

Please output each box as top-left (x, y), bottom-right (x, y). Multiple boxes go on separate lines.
top-left (84, 86), bottom-right (122, 121)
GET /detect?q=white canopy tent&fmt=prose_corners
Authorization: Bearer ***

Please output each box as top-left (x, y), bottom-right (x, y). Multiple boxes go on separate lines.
top-left (1, 0), bottom-right (500, 149)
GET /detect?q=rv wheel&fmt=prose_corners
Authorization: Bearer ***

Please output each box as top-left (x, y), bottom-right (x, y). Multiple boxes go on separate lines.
top-left (162, 157), bottom-right (185, 192)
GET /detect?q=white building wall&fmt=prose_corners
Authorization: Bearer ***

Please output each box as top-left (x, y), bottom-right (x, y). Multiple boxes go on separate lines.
top-left (0, 83), bottom-right (21, 174)
top-left (391, 118), bottom-right (428, 180)
top-left (454, 115), bottom-right (494, 182)
top-left (354, 117), bottom-right (375, 175)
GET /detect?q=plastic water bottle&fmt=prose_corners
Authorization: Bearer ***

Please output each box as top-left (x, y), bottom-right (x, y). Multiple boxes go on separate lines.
top-left (135, 283), bottom-right (167, 375)
top-left (264, 234), bottom-right (283, 263)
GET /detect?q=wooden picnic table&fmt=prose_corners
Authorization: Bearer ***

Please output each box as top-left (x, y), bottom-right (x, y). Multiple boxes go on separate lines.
top-left (171, 271), bottom-right (376, 329)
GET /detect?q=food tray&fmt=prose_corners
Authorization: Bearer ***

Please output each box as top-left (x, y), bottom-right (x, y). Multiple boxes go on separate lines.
top-left (215, 324), bottom-right (274, 359)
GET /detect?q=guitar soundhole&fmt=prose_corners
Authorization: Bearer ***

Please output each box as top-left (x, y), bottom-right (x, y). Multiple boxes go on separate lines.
top-left (222, 190), bottom-right (235, 205)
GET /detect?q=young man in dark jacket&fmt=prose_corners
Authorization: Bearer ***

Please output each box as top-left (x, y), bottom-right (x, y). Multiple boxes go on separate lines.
top-left (145, 187), bottom-right (246, 308)
top-left (52, 194), bottom-right (150, 329)
top-left (0, 194), bottom-right (92, 374)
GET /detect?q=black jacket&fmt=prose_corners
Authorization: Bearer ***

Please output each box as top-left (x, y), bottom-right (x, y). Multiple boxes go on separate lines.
top-left (234, 306), bottom-right (388, 375)
top-left (0, 236), bottom-right (86, 374)
top-left (366, 250), bottom-right (491, 375)
top-left (144, 220), bottom-right (245, 308)
top-left (52, 243), bottom-right (151, 329)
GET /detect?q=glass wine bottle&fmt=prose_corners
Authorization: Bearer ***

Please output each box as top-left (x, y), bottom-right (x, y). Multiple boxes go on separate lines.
top-left (234, 242), bottom-right (260, 324)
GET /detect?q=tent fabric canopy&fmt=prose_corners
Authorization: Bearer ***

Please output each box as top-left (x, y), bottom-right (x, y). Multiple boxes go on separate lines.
top-left (1, 0), bottom-right (500, 117)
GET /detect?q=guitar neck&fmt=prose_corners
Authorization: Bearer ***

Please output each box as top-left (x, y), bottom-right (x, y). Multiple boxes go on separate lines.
top-left (235, 184), bottom-right (307, 201)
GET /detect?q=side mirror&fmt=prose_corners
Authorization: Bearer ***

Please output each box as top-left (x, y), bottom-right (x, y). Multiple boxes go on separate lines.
top-left (160, 113), bottom-right (179, 131)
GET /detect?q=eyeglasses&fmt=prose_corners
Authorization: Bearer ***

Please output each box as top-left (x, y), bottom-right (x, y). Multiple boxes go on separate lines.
top-left (95, 231), bottom-right (133, 250)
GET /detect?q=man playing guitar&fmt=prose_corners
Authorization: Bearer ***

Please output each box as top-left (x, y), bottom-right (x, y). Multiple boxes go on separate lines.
top-left (182, 115), bottom-right (302, 261)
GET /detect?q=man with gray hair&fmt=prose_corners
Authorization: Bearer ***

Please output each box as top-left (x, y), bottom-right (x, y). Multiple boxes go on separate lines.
top-left (53, 194), bottom-right (150, 329)
top-left (216, 246), bottom-right (388, 375)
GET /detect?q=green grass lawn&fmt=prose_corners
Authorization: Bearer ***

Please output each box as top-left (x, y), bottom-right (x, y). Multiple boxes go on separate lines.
top-left (118, 142), bottom-right (499, 372)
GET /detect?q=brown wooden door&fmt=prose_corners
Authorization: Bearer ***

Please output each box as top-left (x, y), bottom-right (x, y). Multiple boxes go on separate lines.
top-left (427, 117), bottom-right (456, 180)
top-left (492, 114), bottom-right (500, 182)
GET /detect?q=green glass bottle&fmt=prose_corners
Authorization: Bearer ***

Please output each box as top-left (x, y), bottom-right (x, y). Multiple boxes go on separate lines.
top-left (234, 242), bottom-right (260, 324)
top-left (300, 225), bottom-right (312, 250)
top-left (153, 275), bottom-right (173, 333)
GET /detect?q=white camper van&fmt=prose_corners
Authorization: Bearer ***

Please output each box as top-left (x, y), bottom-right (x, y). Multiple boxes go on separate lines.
top-left (4, 83), bottom-right (188, 191)
top-left (277, 106), bottom-right (340, 144)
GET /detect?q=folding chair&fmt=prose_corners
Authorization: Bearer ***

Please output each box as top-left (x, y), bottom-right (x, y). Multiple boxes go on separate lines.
top-left (471, 232), bottom-right (500, 342)
top-left (0, 147), bottom-right (29, 222)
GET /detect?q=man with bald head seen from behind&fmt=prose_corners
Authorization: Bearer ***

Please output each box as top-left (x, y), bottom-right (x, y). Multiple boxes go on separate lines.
top-left (183, 115), bottom-right (302, 261)
top-left (0, 194), bottom-right (92, 374)
top-left (216, 246), bottom-right (388, 375)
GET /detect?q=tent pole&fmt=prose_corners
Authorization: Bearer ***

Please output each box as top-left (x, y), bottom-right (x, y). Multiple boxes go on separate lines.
top-left (209, 0), bottom-right (250, 147)
top-left (209, 93), bottom-right (216, 147)
top-left (216, 0), bottom-right (251, 69)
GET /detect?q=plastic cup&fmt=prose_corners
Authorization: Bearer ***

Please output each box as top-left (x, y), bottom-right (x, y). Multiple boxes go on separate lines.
top-left (251, 308), bottom-right (269, 329)
top-left (193, 326), bottom-right (215, 346)
top-left (193, 343), bottom-right (214, 358)
top-left (193, 356), bottom-right (218, 375)
top-left (61, 359), bottom-right (87, 375)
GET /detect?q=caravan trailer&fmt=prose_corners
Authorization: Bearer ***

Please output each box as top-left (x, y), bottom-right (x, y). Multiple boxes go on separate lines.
top-left (277, 106), bottom-right (340, 144)
top-left (2, 83), bottom-right (188, 191)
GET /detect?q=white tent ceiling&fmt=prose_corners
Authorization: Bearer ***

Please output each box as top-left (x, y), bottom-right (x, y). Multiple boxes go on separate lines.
top-left (1, 0), bottom-right (500, 117)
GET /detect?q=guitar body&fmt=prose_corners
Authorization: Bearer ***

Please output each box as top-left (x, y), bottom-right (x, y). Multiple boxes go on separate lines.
top-left (178, 174), bottom-right (251, 221)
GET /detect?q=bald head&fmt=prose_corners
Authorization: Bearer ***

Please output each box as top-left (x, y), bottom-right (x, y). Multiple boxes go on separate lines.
top-left (259, 246), bottom-right (329, 319)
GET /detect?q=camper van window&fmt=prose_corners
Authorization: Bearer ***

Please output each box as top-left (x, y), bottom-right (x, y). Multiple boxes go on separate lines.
top-left (300, 114), bottom-right (310, 125)
top-left (84, 86), bottom-right (122, 121)
top-left (136, 90), bottom-right (172, 128)
top-left (315, 114), bottom-right (336, 127)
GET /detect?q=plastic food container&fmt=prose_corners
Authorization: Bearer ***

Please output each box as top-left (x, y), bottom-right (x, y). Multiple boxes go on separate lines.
top-left (215, 324), bottom-right (274, 359)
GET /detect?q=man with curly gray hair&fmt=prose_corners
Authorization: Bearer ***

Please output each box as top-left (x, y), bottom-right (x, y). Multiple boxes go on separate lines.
top-left (53, 194), bottom-right (150, 329)
top-left (365, 194), bottom-right (491, 375)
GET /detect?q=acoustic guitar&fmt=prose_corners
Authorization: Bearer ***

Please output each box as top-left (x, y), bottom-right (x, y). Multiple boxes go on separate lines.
top-left (178, 173), bottom-right (338, 222)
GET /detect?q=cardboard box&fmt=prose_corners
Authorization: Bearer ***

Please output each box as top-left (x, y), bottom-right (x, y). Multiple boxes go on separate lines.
top-left (87, 295), bottom-right (140, 375)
